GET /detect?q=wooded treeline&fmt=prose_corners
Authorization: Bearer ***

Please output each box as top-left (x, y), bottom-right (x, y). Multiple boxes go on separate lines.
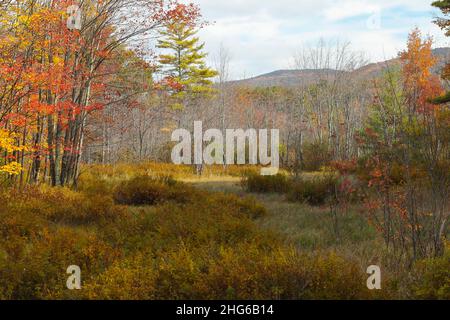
top-left (1, 1), bottom-right (448, 184)
top-left (0, 0), bottom-right (204, 186)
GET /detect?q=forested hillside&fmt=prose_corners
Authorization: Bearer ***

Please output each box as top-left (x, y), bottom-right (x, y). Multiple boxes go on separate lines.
top-left (230, 47), bottom-right (450, 88)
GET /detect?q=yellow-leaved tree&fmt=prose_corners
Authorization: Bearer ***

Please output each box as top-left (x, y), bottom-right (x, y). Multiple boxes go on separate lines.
top-left (0, 129), bottom-right (24, 175)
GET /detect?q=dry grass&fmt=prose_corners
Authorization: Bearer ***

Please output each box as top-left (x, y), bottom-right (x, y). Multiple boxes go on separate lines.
top-left (186, 178), bottom-right (377, 252)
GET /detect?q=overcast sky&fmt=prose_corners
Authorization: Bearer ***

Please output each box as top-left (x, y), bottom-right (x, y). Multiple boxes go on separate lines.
top-left (182, 0), bottom-right (447, 80)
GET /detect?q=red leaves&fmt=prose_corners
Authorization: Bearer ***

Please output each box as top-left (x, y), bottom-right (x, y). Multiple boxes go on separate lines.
top-left (3, 113), bottom-right (27, 127)
top-left (368, 166), bottom-right (388, 188)
top-left (339, 176), bottom-right (356, 195)
top-left (85, 103), bottom-right (104, 113)
top-left (364, 127), bottom-right (377, 137)
top-left (370, 168), bottom-right (383, 179)
top-left (25, 100), bottom-right (55, 115)
top-left (160, 76), bottom-right (184, 91)
top-left (331, 160), bottom-right (357, 175)
top-left (163, 2), bottom-right (203, 28)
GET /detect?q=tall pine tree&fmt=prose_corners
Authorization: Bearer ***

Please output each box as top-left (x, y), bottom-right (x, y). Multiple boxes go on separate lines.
top-left (157, 20), bottom-right (218, 110)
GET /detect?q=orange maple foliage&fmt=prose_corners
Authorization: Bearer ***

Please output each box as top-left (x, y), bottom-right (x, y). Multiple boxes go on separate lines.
top-left (400, 28), bottom-right (445, 113)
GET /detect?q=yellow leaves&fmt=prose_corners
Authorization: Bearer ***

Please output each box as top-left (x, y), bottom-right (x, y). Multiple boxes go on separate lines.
top-left (52, 55), bottom-right (64, 66)
top-left (0, 129), bottom-right (17, 153)
top-left (0, 162), bottom-right (22, 175)
top-left (16, 14), bottom-right (30, 27)
top-left (0, 129), bottom-right (25, 175)
top-left (0, 129), bottom-right (25, 153)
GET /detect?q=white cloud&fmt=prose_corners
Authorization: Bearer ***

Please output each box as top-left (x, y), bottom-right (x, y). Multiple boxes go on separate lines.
top-left (323, 1), bottom-right (380, 22)
top-left (179, 0), bottom-right (446, 79)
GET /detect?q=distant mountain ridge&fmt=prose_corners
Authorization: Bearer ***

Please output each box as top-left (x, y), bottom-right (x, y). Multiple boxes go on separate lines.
top-left (229, 48), bottom-right (450, 88)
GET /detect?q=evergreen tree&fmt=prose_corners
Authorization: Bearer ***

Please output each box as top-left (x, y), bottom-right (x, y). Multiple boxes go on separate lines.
top-left (157, 21), bottom-right (218, 110)
top-left (431, 0), bottom-right (450, 103)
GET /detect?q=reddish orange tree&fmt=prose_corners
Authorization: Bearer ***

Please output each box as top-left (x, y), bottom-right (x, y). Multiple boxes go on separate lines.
top-left (0, 0), bottom-right (203, 186)
top-left (358, 29), bottom-right (449, 260)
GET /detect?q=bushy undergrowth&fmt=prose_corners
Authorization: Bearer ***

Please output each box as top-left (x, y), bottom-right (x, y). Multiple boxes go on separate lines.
top-left (81, 245), bottom-right (372, 300)
top-left (241, 173), bottom-right (291, 194)
top-left (287, 177), bottom-right (337, 206)
top-left (242, 172), bottom-right (338, 206)
top-left (411, 244), bottom-right (450, 300)
top-left (113, 175), bottom-right (199, 206)
top-left (242, 172), bottom-right (364, 207)
top-left (0, 187), bottom-right (124, 299)
top-left (0, 177), bottom-right (273, 299)
top-left (0, 165), bottom-right (446, 300)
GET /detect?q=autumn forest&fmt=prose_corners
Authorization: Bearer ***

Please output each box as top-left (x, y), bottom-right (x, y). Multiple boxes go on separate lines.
top-left (0, 0), bottom-right (449, 300)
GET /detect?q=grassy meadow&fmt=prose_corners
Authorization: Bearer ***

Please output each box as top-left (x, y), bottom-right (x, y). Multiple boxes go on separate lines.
top-left (0, 162), bottom-right (448, 300)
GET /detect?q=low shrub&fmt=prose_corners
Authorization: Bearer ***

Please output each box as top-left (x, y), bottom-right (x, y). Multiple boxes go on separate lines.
top-left (287, 176), bottom-right (337, 206)
top-left (81, 253), bottom-right (158, 300)
top-left (241, 173), bottom-right (290, 194)
top-left (411, 244), bottom-right (450, 300)
top-left (0, 186), bottom-right (127, 226)
top-left (207, 193), bottom-right (267, 219)
top-left (113, 178), bottom-right (170, 206)
top-left (79, 243), bottom-right (376, 300)
top-left (0, 226), bottom-right (121, 299)
top-left (113, 176), bottom-right (199, 206)
top-left (196, 245), bottom-right (373, 300)
top-left (45, 193), bottom-right (127, 225)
